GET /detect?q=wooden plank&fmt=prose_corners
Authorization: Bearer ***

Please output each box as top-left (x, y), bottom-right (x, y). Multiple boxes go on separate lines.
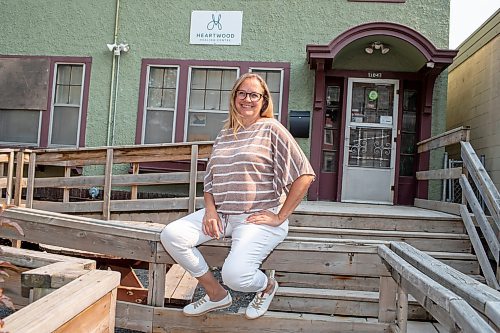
top-left (291, 211), bottom-right (464, 233)
top-left (414, 199), bottom-right (461, 215)
top-left (148, 263), bottom-right (167, 307)
top-left (275, 272), bottom-right (380, 291)
top-left (390, 241), bottom-right (500, 326)
top-left (170, 269), bottom-right (197, 305)
top-left (270, 287), bottom-right (428, 320)
top-left (2, 270), bottom-right (120, 333)
top-left (417, 126), bottom-right (470, 153)
top-left (151, 306), bottom-right (390, 333)
top-left (461, 141), bottom-right (500, 229)
top-left (53, 291), bottom-right (115, 333)
top-left (188, 144), bottom-right (198, 214)
top-left (14, 151), bottom-right (24, 206)
top-left (397, 286), bottom-right (408, 333)
top-left (131, 162), bottom-right (139, 200)
top-left (32, 171), bottom-right (206, 188)
top-left (62, 166), bottom-right (71, 203)
top-left (25, 152), bottom-right (36, 209)
top-left (103, 148), bottom-right (113, 220)
top-left (288, 226), bottom-right (471, 252)
top-left (165, 264), bottom-right (185, 301)
top-left (115, 301), bottom-right (153, 333)
top-left (416, 167), bottom-right (462, 181)
top-left (32, 196), bottom-right (204, 213)
top-left (6, 150), bottom-right (15, 204)
top-left (459, 205), bottom-right (499, 289)
top-left (0, 245), bottom-right (95, 269)
top-left (0, 215), bottom-right (158, 262)
top-left (460, 175), bottom-right (499, 263)
top-left (378, 245), bottom-right (495, 333)
top-left (379, 276), bottom-right (397, 323)
top-left (1, 207), bottom-right (163, 240)
top-left (21, 261), bottom-right (88, 289)
top-left (34, 142), bottom-right (213, 166)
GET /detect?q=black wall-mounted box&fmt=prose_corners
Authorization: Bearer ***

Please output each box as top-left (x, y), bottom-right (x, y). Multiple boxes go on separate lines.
top-left (289, 110), bottom-right (310, 138)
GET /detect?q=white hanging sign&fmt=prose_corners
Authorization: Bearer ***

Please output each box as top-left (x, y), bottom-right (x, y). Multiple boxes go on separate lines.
top-left (190, 11), bottom-right (243, 45)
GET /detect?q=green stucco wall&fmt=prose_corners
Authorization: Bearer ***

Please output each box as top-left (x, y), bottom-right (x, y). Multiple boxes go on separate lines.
top-left (1, 0), bottom-right (451, 198)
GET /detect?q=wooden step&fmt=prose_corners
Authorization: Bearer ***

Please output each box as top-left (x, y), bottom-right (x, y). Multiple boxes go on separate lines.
top-left (288, 226), bottom-right (471, 252)
top-left (291, 202), bottom-right (464, 233)
top-left (270, 287), bottom-right (432, 320)
top-left (164, 264), bottom-right (198, 305)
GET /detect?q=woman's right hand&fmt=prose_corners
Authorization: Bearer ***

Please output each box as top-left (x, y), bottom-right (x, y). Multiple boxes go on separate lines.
top-left (202, 208), bottom-right (223, 239)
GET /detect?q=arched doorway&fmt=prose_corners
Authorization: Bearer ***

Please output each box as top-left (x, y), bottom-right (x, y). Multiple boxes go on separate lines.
top-left (306, 22), bottom-right (457, 204)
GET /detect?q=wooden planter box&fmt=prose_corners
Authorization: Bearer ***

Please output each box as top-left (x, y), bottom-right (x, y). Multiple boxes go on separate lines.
top-left (0, 246), bottom-right (120, 333)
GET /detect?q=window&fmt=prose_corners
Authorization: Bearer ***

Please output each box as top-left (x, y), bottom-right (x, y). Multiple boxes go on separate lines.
top-left (0, 56), bottom-right (90, 148)
top-left (136, 60), bottom-right (290, 145)
top-left (0, 110), bottom-right (41, 145)
top-left (186, 68), bottom-right (238, 141)
top-left (143, 66), bottom-right (179, 144)
top-left (49, 64), bottom-right (84, 146)
top-left (250, 68), bottom-right (283, 120)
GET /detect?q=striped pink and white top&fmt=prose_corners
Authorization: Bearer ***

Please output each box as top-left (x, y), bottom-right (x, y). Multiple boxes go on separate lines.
top-left (204, 118), bottom-right (315, 214)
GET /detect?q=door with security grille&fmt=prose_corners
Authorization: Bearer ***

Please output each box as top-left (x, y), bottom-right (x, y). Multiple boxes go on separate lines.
top-left (341, 78), bottom-right (399, 204)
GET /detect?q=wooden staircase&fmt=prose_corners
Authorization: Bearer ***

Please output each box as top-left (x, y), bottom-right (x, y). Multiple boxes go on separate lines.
top-left (268, 201), bottom-right (480, 321)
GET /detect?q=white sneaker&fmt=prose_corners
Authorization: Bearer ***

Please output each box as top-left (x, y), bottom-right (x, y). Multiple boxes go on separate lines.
top-left (183, 291), bottom-right (232, 316)
top-left (245, 279), bottom-right (279, 319)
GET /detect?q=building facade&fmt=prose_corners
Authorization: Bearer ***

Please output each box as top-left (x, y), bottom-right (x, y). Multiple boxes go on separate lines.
top-left (0, 0), bottom-right (456, 205)
top-left (447, 9), bottom-right (500, 190)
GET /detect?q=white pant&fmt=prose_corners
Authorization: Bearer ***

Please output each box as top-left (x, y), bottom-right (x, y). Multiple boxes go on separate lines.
top-left (160, 207), bottom-right (288, 293)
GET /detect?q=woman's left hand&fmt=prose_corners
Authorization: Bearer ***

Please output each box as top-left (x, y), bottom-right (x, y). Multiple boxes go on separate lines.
top-left (246, 210), bottom-right (282, 227)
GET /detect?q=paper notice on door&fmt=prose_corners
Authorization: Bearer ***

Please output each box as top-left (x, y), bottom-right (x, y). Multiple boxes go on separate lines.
top-left (380, 116), bottom-right (392, 125)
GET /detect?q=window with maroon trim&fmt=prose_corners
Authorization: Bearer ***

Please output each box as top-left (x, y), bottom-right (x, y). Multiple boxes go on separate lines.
top-left (49, 64), bottom-right (85, 146)
top-left (137, 60), bottom-right (290, 144)
top-left (0, 56), bottom-right (90, 148)
top-left (143, 66), bottom-right (179, 144)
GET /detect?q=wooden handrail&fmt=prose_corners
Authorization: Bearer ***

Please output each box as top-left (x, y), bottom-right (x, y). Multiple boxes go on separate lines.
top-left (461, 141), bottom-right (500, 227)
top-left (417, 126), bottom-right (470, 153)
top-left (379, 243), bottom-right (498, 333)
top-left (389, 241), bottom-right (500, 327)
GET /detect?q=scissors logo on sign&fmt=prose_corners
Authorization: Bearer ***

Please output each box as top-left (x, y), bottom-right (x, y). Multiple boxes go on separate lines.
top-left (207, 13), bottom-right (222, 30)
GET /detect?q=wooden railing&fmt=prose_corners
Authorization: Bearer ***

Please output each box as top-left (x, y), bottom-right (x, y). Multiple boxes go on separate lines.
top-left (0, 143), bottom-right (213, 221)
top-left (379, 241), bottom-right (499, 333)
top-left (415, 126), bottom-right (500, 289)
top-left (0, 148), bottom-right (21, 205)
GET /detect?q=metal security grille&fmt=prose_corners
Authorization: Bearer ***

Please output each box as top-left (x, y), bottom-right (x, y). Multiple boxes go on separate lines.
top-left (443, 154), bottom-right (488, 213)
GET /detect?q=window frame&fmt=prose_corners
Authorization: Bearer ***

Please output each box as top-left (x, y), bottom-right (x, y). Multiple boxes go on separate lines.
top-left (48, 62), bottom-right (86, 148)
top-left (0, 55), bottom-right (91, 148)
top-left (141, 64), bottom-right (180, 144)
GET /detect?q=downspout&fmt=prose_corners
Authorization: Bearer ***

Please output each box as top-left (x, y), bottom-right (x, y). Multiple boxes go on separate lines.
top-left (106, 0), bottom-right (120, 146)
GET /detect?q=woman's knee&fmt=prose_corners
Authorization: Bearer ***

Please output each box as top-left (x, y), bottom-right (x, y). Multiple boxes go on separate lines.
top-left (160, 222), bottom-right (188, 250)
top-left (221, 261), bottom-right (259, 291)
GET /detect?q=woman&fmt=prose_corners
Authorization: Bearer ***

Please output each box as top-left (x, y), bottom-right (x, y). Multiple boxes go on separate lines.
top-left (160, 73), bottom-right (315, 319)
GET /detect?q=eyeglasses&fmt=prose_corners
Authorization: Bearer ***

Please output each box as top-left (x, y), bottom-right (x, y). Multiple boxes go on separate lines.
top-left (236, 90), bottom-right (264, 102)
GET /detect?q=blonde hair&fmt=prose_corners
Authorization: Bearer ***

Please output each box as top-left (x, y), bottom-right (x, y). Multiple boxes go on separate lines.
top-left (225, 73), bottom-right (274, 134)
